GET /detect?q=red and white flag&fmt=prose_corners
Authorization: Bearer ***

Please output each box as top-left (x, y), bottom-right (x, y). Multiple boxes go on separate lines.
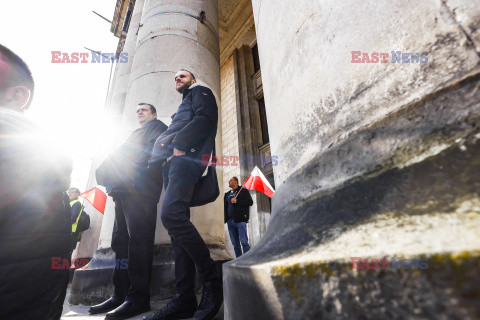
top-left (80, 187), bottom-right (107, 214)
top-left (244, 166), bottom-right (275, 198)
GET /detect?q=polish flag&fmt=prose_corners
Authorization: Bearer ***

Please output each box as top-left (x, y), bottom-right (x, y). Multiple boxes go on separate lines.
top-left (80, 187), bottom-right (107, 214)
top-left (244, 166), bottom-right (275, 198)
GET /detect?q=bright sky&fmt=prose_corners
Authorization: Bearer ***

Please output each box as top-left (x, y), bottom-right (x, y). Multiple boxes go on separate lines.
top-left (0, 0), bottom-right (119, 191)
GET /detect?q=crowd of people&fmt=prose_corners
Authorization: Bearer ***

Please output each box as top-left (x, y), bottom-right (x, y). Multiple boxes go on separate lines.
top-left (0, 43), bottom-right (254, 320)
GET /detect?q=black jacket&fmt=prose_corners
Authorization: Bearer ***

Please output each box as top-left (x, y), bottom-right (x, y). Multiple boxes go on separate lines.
top-left (224, 187), bottom-right (253, 223)
top-left (96, 119), bottom-right (167, 202)
top-left (150, 84), bottom-right (218, 166)
top-left (0, 108), bottom-right (72, 319)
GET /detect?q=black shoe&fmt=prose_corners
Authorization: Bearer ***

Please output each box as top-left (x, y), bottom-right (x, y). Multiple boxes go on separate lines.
top-left (193, 278), bottom-right (223, 320)
top-left (143, 294), bottom-right (197, 320)
top-left (105, 301), bottom-right (151, 320)
top-left (89, 297), bottom-right (124, 314)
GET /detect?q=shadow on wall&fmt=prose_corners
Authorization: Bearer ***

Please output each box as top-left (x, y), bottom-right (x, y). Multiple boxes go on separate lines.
top-left (224, 129), bottom-right (480, 319)
top-left (249, 73), bottom-right (480, 265)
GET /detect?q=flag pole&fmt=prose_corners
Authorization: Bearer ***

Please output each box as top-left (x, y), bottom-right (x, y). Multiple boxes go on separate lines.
top-left (234, 172), bottom-right (250, 199)
top-left (234, 175), bottom-right (250, 199)
top-left (234, 185), bottom-right (244, 199)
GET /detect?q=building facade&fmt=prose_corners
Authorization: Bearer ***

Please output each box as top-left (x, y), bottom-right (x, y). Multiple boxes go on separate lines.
top-left (71, 0), bottom-right (480, 319)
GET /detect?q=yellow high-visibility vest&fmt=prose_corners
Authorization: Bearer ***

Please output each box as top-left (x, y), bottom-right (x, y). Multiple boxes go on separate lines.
top-left (70, 199), bottom-right (83, 233)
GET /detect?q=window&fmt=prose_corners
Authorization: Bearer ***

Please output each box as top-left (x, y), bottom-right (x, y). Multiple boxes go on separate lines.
top-left (258, 97), bottom-right (269, 144)
top-left (252, 44), bottom-right (261, 74)
top-left (122, 10), bottom-right (132, 33)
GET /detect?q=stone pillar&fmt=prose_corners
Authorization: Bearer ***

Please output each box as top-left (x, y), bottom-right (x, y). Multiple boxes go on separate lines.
top-left (90, 0), bottom-right (148, 253)
top-left (70, 0), bottom-right (146, 304)
top-left (224, 0), bottom-right (480, 319)
top-left (121, 0), bottom-right (224, 248)
top-left (71, 0), bottom-right (229, 305)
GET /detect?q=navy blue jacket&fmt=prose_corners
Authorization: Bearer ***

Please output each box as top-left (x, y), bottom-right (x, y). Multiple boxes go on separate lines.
top-left (96, 119), bottom-right (167, 202)
top-left (71, 200), bottom-right (82, 222)
top-left (150, 84), bottom-right (218, 166)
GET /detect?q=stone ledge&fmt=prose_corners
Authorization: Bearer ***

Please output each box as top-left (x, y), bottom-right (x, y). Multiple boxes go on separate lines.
top-left (275, 72), bottom-right (480, 213)
top-left (224, 252), bottom-right (480, 319)
top-left (224, 74), bottom-right (480, 319)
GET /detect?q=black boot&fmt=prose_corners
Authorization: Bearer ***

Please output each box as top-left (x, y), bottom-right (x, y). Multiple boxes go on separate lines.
top-left (143, 294), bottom-right (197, 320)
top-left (89, 297), bottom-right (124, 314)
top-left (105, 301), bottom-right (150, 320)
top-left (193, 278), bottom-right (223, 320)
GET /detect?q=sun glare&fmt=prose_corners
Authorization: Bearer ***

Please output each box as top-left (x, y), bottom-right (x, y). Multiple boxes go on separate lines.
top-left (1, 0), bottom-right (119, 192)
top-left (26, 105), bottom-right (121, 191)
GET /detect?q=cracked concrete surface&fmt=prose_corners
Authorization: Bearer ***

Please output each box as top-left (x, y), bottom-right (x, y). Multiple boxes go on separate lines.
top-left (251, 0), bottom-right (480, 186)
top-left (443, 0), bottom-right (480, 53)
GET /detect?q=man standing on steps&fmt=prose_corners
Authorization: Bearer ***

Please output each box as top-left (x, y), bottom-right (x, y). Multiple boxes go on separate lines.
top-left (144, 69), bottom-right (223, 320)
top-left (90, 103), bottom-right (167, 320)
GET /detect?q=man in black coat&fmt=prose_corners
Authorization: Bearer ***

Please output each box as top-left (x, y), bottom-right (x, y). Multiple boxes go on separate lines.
top-left (224, 177), bottom-right (253, 258)
top-left (144, 70), bottom-right (222, 320)
top-left (91, 103), bottom-right (167, 320)
top-left (0, 44), bottom-right (72, 320)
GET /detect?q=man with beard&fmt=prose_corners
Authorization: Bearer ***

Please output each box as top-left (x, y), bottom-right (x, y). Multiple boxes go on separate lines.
top-left (0, 43), bottom-right (72, 320)
top-left (144, 70), bottom-right (222, 320)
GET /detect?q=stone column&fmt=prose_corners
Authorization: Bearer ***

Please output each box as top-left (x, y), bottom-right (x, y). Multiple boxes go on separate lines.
top-left (71, 0), bottom-right (229, 304)
top-left (92, 0), bottom-right (149, 253)
top-left (121, 0), bottom-right (224, 249)
top-left (224, 0), bottom-right (480, 319)
top-left (70, 0), bottom-right (147, 304)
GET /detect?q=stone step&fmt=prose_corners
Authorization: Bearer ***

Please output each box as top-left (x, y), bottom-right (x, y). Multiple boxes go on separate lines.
top-left (62, 285), bottom-right (225, 320)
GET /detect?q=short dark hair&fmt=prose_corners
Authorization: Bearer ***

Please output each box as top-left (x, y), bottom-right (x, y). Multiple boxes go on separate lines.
top-left (232, 177), bottom-right (238, 183)
top-left (68, 187), bottom-right (80, 194)
top-left (138, 102), bottom-right (156, 114)
top-left (0, 44), bottom-right (34, 110)
top-left (180, 69), bottom-right (195, 80)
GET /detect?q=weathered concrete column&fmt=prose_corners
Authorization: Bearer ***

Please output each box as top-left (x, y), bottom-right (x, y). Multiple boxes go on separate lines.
top-left (224, 0), bottom-right (480, 319)
top-left (71, 0), bottom-right (229, 304)
top-left (122, 0), bottom-right (223, 249)
top-left (119, 0), bottom-right (227, 298)
top-left (90, 0), bottom-right (148, 253)
top-left (70, 0), bottom-right (147, 304)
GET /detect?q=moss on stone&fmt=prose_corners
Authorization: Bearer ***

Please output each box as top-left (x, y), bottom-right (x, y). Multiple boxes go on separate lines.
top-left (270, 251), bottom-right (480, 308)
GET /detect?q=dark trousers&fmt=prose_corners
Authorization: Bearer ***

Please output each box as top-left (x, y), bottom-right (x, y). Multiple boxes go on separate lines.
top-left (161, 156), bottom-right (218, 299)
top-left (1, 260), bottom-right (69, 320)
top-left (111, 193), bottom-right (158, 303)
top-left (0, 193), bottom-right (71, 320)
